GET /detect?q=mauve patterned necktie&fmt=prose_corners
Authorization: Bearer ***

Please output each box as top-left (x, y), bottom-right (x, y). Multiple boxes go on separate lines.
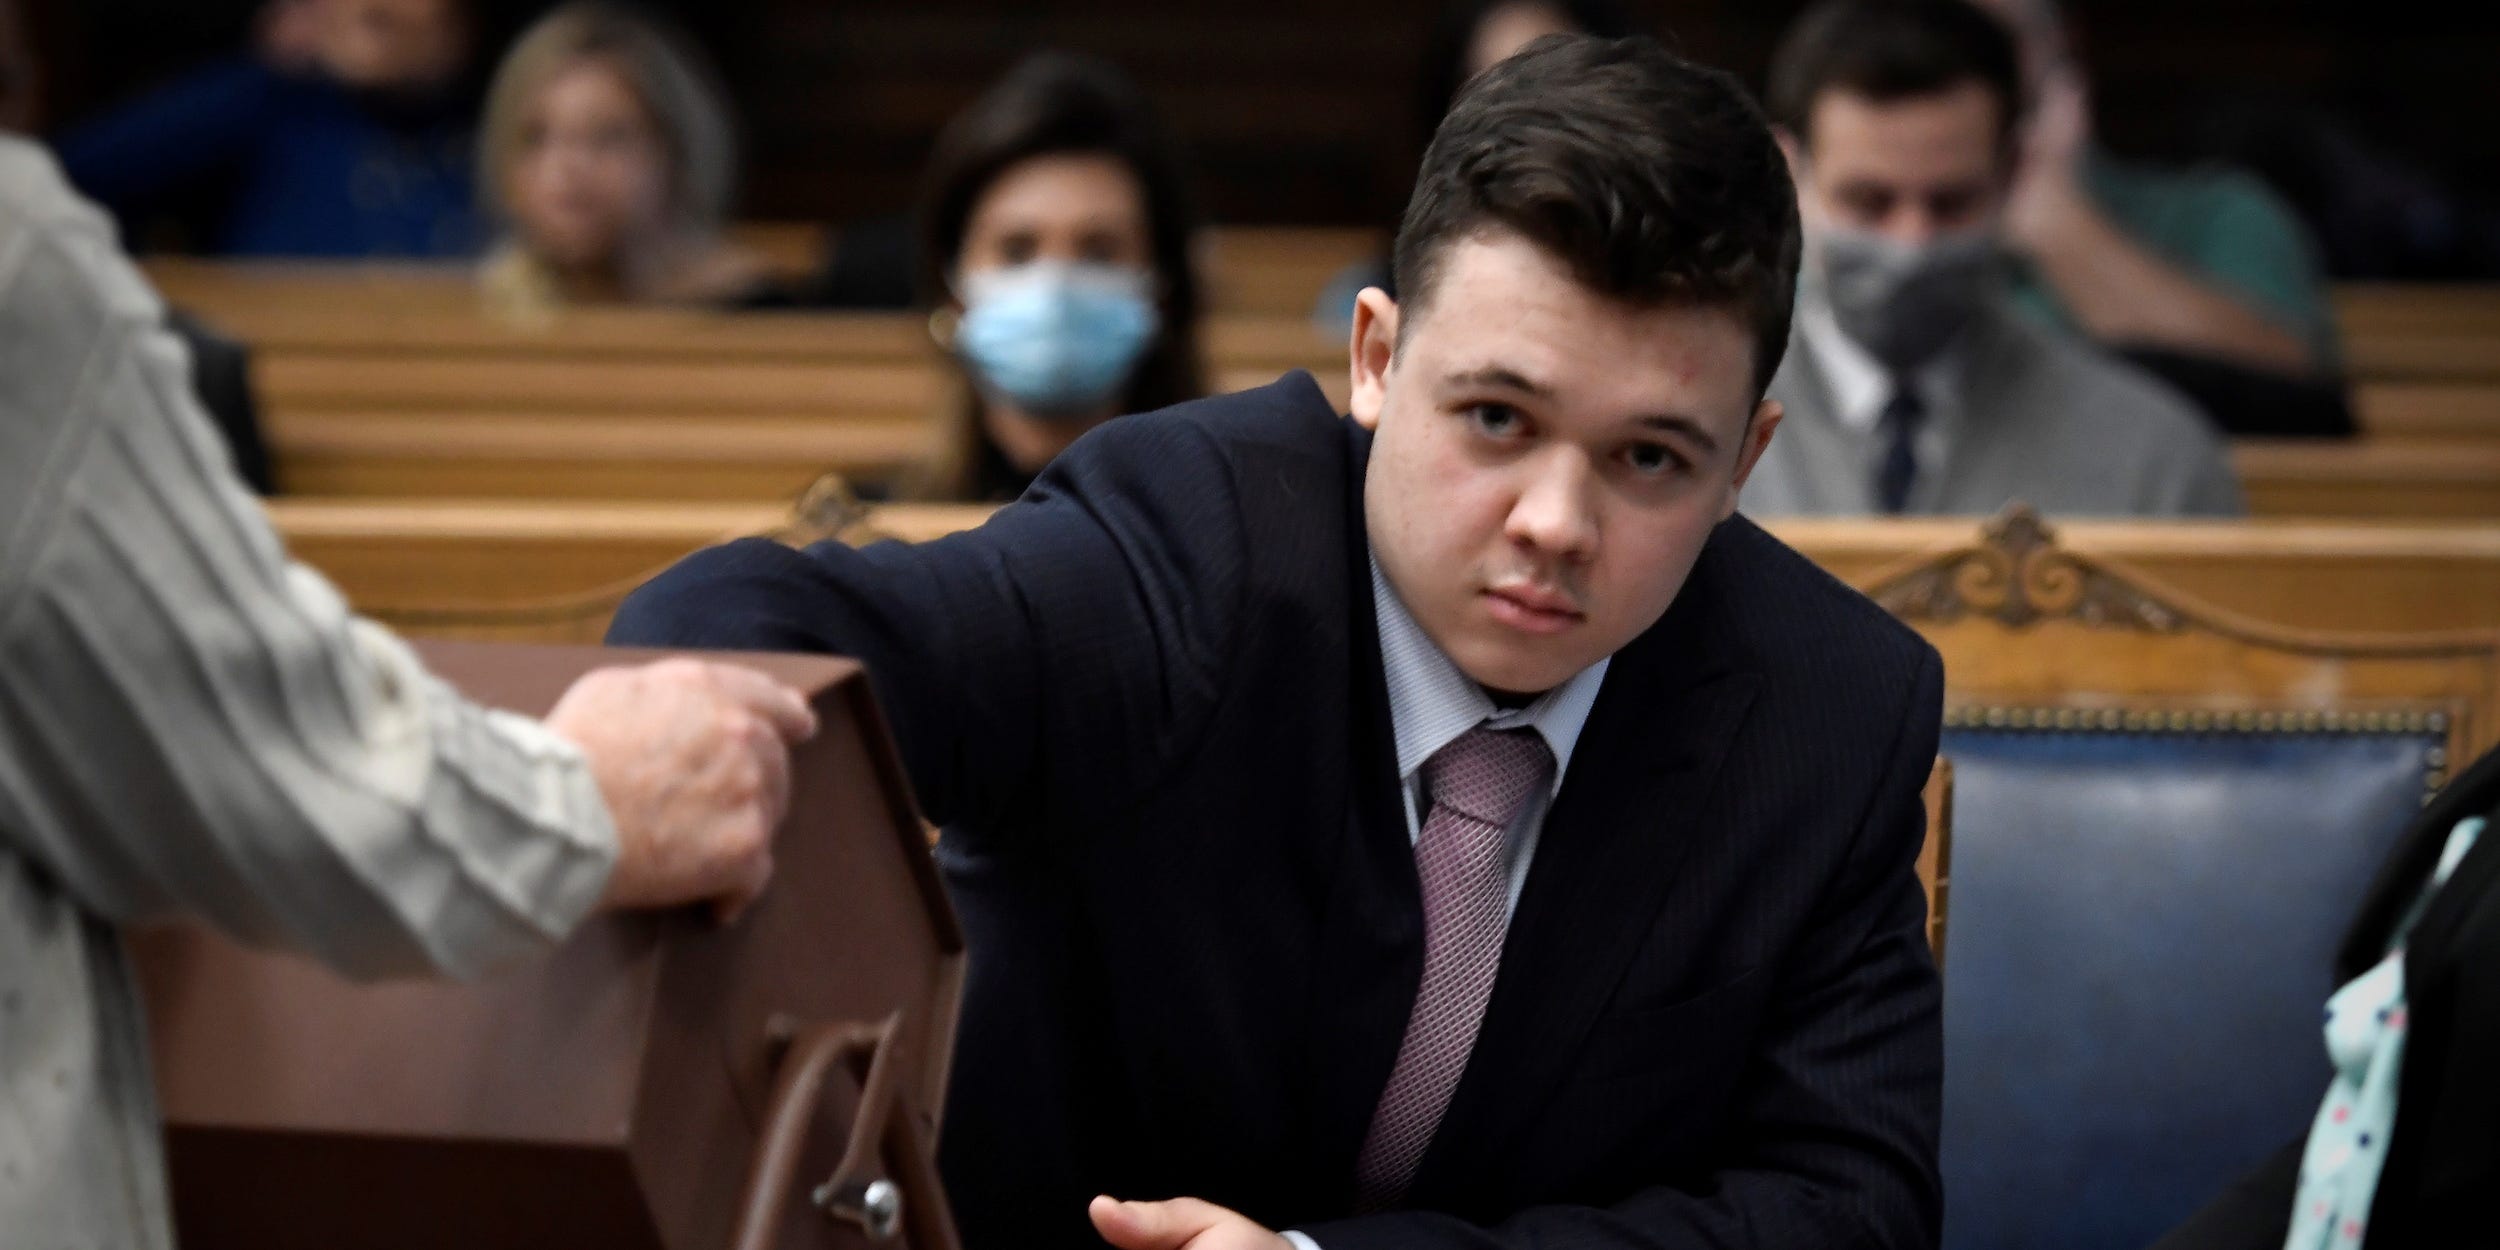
top-left (1354, 724), bottom-right (1557, 1208)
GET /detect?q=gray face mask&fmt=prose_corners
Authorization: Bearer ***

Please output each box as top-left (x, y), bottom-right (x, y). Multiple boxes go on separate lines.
top-left (1814, 229), bottom-right (2000, 371)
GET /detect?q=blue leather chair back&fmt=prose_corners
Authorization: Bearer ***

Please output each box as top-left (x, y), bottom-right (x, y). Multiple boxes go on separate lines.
top-left (1939, 719), bottom-right (2439, 1250)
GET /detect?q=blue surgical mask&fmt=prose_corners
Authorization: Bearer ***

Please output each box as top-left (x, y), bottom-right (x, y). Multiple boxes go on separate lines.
top-left (954, 261), bottom-right (1160, 419)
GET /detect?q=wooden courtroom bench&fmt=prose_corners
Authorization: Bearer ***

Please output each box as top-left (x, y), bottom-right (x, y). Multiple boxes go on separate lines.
top-left (245, 322), bottom-right (1341, 405)
top-left (1791, 515), bottom-right (2500, 635)
top-left (2354, 379), bottom-right (2500, 440)
top-left (145, 259), bottom-right (477, 319)
top-left (2335, 284), bottom-right (2500, 338)
top-left (2234, 440), bottom-right (2500, 518)
top-left (2348, 333), bottom-right (2500, 384)
top-left (140, 259), bottom-right (2500, 511)
top-left (267, 420), bottom-right (2479, 511)
top-left (254, 355), bottom-right (1344, 501)
top-left (152, 293), bottom-right (1346, 387)
top-left (714, 223), bottom-right (1383, 319)
top-left (266, 501), bottom-right (2500, 642)
top-left (139, 264), bottom-right (2500, 386)
top-left (159, 263), bottom-right (2494, 451)
top-left (2335, 288), bottom-right (2500, 437)
top-left (1201, 226), bottom-right (1382, 318)
top-left (213, 251), bottom-right (2432, 348)
top-left (271, 498), bottom-right (789, 605)
top-left (725, 220), bottom-right (827, 277)
top-left (148, 224), bottom-right (1385, 324)
top-left (268, 495), bottom-right (985, 626)
top-left (137, 260), bottom-right (1350, 499)
top-left (269, 412), bottom-right (935, 500)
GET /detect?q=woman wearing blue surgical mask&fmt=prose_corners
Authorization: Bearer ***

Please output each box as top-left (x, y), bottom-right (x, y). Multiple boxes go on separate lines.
top-left (912, 53), bottom-right (1207, 501)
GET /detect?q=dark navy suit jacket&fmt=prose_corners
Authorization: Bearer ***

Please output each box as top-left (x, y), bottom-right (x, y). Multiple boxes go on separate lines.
top-left (610, 372), bottom-right (1946, 1250)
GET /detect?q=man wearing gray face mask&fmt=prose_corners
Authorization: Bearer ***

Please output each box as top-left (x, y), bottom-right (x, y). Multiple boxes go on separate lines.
top-left (1743, 0), bottom-right (2241, 519)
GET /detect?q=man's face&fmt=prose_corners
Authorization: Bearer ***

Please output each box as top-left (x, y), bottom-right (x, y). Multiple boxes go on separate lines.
top-left (1348, 231), bottom-right (1780, 697)
top-left (316, 0), bottom-right (469, 92)
top-left (1790, 82), bottom-right (2008, 248)
top-left (1465, 3), bottom-right (1579, 81)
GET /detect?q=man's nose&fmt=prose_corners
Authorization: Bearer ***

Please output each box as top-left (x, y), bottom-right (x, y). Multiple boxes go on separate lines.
top-left (1886, 205), bottom-right (1943, 248)
top-left (1505, 451), bottom-right (1599, 563)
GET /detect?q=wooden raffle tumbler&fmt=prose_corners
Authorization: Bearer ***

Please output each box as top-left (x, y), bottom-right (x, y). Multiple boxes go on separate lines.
top-left (127, 642), bottom-right (965, 1250)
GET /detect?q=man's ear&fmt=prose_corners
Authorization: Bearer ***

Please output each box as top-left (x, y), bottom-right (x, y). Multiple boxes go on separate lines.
top-left (1775, 129), bottom-right (1823, 237)
top-left (1348, 286), bottom-right (1400, 430)
top-left (1723, 397), bottom-right (1785, 520)
top-left (1775, 126), bottom-right (1806, 181)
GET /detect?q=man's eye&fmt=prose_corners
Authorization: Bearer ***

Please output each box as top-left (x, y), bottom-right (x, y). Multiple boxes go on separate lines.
top-left (1840, 188), bottom-right (1893, 221)
top-left (1624, 442), bottom-right (1687, 476)
top-left (1468, 404), bottom-right (1522, 436)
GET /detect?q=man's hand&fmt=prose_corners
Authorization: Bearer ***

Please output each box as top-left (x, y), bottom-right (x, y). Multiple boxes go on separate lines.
top-left (545, 658), bottom-right (818, 922)
top-left (1089, 1196), bottom-right (1292, 1250)
top-left (2002, 64), bottom-right (2095, 258)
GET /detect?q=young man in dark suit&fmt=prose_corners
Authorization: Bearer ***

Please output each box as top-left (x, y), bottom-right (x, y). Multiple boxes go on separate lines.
top-left (611, 34), bottom-right (1944, 1250)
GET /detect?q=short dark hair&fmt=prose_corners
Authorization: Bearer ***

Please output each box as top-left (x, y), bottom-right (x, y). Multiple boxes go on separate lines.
top-left (916, 52), bottom-right (1206, 415)
top-left (1766, 0), bottom-right (2024, 151)
top-left (1391, 34), bottom-right (1803, 400)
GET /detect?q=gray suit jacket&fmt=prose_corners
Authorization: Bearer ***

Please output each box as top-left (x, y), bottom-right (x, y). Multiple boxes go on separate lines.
top-left (1746, 299), bottom-right (2245, 518)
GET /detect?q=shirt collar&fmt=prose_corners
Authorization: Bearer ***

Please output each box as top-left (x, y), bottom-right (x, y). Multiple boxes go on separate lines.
top-left (1796, 287), bottom-right (1965, 435)
top-left (1370, 557), bottom-right (1609, 792)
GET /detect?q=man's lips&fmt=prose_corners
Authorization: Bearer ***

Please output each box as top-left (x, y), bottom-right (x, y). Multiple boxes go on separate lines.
top-left (1482, 584), bottom-right (1584, 633)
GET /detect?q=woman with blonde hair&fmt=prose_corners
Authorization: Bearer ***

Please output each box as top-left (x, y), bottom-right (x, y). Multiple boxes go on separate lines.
top-left (476, 3), bottom-right (765, 314)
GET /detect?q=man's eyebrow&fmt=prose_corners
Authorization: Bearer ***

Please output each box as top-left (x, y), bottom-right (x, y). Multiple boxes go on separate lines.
top-left (1634, 413), bottom-right (1722, 456)
top-left (1443, 365), bottom-right (1554, 398)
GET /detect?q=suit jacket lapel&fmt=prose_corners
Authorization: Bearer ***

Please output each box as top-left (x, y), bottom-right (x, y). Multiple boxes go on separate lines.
top-left (1409, 562), bottom-right (1762, 1195)
top-left (1298, 420), bottom-right (1432, 1208)
top-left (2340, 744), bottom-right (2500, 979)
top-left (2405, 805), bottom-right (2500, 994)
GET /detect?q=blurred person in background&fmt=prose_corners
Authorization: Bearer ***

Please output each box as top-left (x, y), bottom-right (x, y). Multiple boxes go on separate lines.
top-left (1966, 0), bottom-right (2353, 436)
top-left (1312, 0), bottom-right (1633, 332)
top-left (911, 52), bottom-right (1206, 502)
top-left (53, 0), bottom-right (484, 257)
top-left (1750, 0), bottom-right (2240, 518)
top-left (7, 0), bottom-right (273, 490)
top-left (475, 2), bottom-right (767, 317)
top-left (2200, 100), bottom-right (2500, 284)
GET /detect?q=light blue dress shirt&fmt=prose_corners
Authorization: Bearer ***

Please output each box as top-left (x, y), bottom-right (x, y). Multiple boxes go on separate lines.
top-left (1278, 564), bottom-right (1610, 1248)
top-left (1370, 559), bottom-right (1610, 914)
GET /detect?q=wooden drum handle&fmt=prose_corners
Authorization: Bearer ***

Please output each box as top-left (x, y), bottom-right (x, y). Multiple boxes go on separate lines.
top-left (728, 1010), bottom-right (959, 1250)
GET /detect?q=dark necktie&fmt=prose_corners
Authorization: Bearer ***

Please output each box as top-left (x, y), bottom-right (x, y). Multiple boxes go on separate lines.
top-left (1353, 725), bottom-right (1555, 1207)
top-left (1875, 378), bottom-right (1923, 515)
